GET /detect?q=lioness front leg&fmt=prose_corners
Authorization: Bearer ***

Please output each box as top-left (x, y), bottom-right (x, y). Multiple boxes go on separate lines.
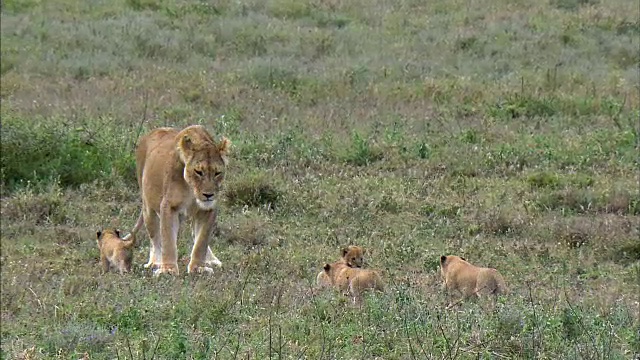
top-left (188, 209), bottom-right (219, 274)
top-left (154, 202), bottom-right (180, 276)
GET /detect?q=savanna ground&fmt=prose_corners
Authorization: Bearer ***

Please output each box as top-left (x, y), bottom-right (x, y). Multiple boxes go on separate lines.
top-left (1, 0), bottom-right (639, 359)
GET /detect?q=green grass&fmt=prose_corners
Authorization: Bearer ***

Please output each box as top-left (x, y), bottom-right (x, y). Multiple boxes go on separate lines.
top-left (1, 0), bottom-right (639, 359)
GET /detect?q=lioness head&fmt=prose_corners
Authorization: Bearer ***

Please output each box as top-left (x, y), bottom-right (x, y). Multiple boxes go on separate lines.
top-left (176, 125), bottom-right (231, 210)
top-left (342, 245), bottom-right (365, 268)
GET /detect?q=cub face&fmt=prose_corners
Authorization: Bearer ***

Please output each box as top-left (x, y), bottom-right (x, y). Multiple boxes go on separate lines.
top-left (97, 229), bottom-right (134, 274)
top-left (342, 246), bottom-right (365, 268)
top-left (177, 128), bottom-right (231, 211)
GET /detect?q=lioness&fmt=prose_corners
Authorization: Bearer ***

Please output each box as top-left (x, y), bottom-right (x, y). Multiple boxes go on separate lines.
top-left (439, 255), bottom-right (508, 301)
top-left (316, 245), bottom-right (366, 288)
top-left (96, 229), bottom-right (135, 274)
top-left (322, 261), bottom-right (385, 304)
top-left (124, 125), bottom-right (230, 276)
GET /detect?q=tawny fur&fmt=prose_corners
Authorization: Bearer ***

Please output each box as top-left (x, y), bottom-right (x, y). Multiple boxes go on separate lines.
top-left (96, 229), bottom-right (135, 274)
top-left (123, 125), bottom-right (231, 276)
top-left (439, 255), bottom-right (508, 300)
top-left (321, 261), bottom-right (384, 304)
top-left (316, 246), bottom-right (366, 288)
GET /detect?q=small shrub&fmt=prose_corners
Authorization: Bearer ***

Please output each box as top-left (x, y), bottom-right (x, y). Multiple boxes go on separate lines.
top-left (534, 188), bottom-right (596, 214)
top-left (551, 0), bottom-right (598, 11)
top-left (1, 114), bottom-right (136, 192)
top-left (488, 94), bottom-right (557, 120)
top-left (554, 218), bottom-right (593, 249)
top-left (225, 173), bottom-right (281, 208)
top-left (601, 189), bottom-right (640, 215)
top-left (477, 208), bottom-right (523, 236)
top-left (267, 0), bottom-right (310, 19)
top-left (313, 12), bottom-right (351, 29)
top-left (527, 172), bottom-right (560, 189)
top-left (416, 142), bottom-right (430, 159)
top-left (125, 0), bottom-right (162, 11)
top-left (376, 193), bottom-right (401, 214)
top-left (458, 129), bottom-right (481, 144)
top-left (250, 64), bottom-right (300, 96)
top-left (2, 185), bottom-right (66, 225)
top-left (561, 307), bottom-right (583, 341)
top-left (454, 36), bottom-right (482, 55)
top-left (222, 213), bottom-right (271, 248)
top-left (341, 132), bottom-right (383, 166)
top-left (612, 240), bottom-right (640, 266)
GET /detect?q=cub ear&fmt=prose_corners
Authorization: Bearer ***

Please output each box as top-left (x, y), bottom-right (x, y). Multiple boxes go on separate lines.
top-left (218, 137), bottom-right (231, 165)
top-left (323, 263), bottom-right (331, 272)
top-left (96, 230), bottom-right (102, 239)
top-left (440, 255), bottom-right (447, 264)
top-left (115, 229), bottom-right (121, 238)
top-left (341, 247), bottom-right (349, 257)
top-left (362, 248), bottom-right (366, 255)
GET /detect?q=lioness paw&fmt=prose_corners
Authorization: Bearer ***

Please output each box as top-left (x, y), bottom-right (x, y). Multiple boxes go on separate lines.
top-left (188, 265), bottom-right (215, 275)
top-left (153, 264), bottom-right (179, 276)
top-left (205, 249), bottom-right (223, 268)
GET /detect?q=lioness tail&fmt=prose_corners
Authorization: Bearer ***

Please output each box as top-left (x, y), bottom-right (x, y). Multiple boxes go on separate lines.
top-left (122, 210), bottom-right (144, 245)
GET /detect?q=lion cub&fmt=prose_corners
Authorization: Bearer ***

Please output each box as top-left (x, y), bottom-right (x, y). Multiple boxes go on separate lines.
top-left (317, 246), bottom-right (384, 304)
top-left (316, 245), bottom-right (365, 288)
top-left (439, 255), bottom-right (507, 302)
top-left (96, 229), bottom-right (135, 274)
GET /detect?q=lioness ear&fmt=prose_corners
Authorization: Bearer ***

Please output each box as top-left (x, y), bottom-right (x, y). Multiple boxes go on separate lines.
top-left (323, 263), bottom-right (331, 272)
top-left (177, 135), bottom-right (195, 163)
top-left (440, 255), bottom-right (447, 264)
top-left (96, 231), bottom-right (102, 239)
top-left (115, 229), bottom-right (121, 238)
top-left (460, 256), bottom-right (466, 261)
top-left (182, 135), bottom-right (193, 150)
top-left (218, 137), bottom-right (231, 165)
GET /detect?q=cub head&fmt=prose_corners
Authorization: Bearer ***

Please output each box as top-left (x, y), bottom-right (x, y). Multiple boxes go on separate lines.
top-left (323, 263), bottom-right (333, 276)
top-left (342, 245), bottom-right (365, 268)
top-left (97, 228), bottom-right (134, 273)
top-left (176, 125), bottom-right (231, 211)
top-left (96, 229), bottom-right (121, 245)
top-left (439, 255), bottom-right (466, 275)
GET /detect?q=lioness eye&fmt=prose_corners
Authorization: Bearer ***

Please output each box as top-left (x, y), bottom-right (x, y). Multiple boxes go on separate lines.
top-left (195, 170), bottom-right (203, 176)
top-left (214, 171), bottom-right (222, 177)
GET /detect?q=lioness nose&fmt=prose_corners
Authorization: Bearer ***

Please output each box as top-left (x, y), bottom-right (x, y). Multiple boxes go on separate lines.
top-left (203, 193), bottom-right (214, 200)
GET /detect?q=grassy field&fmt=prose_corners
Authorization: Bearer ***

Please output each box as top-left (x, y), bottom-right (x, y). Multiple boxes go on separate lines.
top-left (1, 0), bottom-right (639, 358)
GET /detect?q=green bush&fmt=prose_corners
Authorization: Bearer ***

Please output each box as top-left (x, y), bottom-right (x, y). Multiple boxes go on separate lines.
top-left (1, 114), bottom-right (136, 191)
